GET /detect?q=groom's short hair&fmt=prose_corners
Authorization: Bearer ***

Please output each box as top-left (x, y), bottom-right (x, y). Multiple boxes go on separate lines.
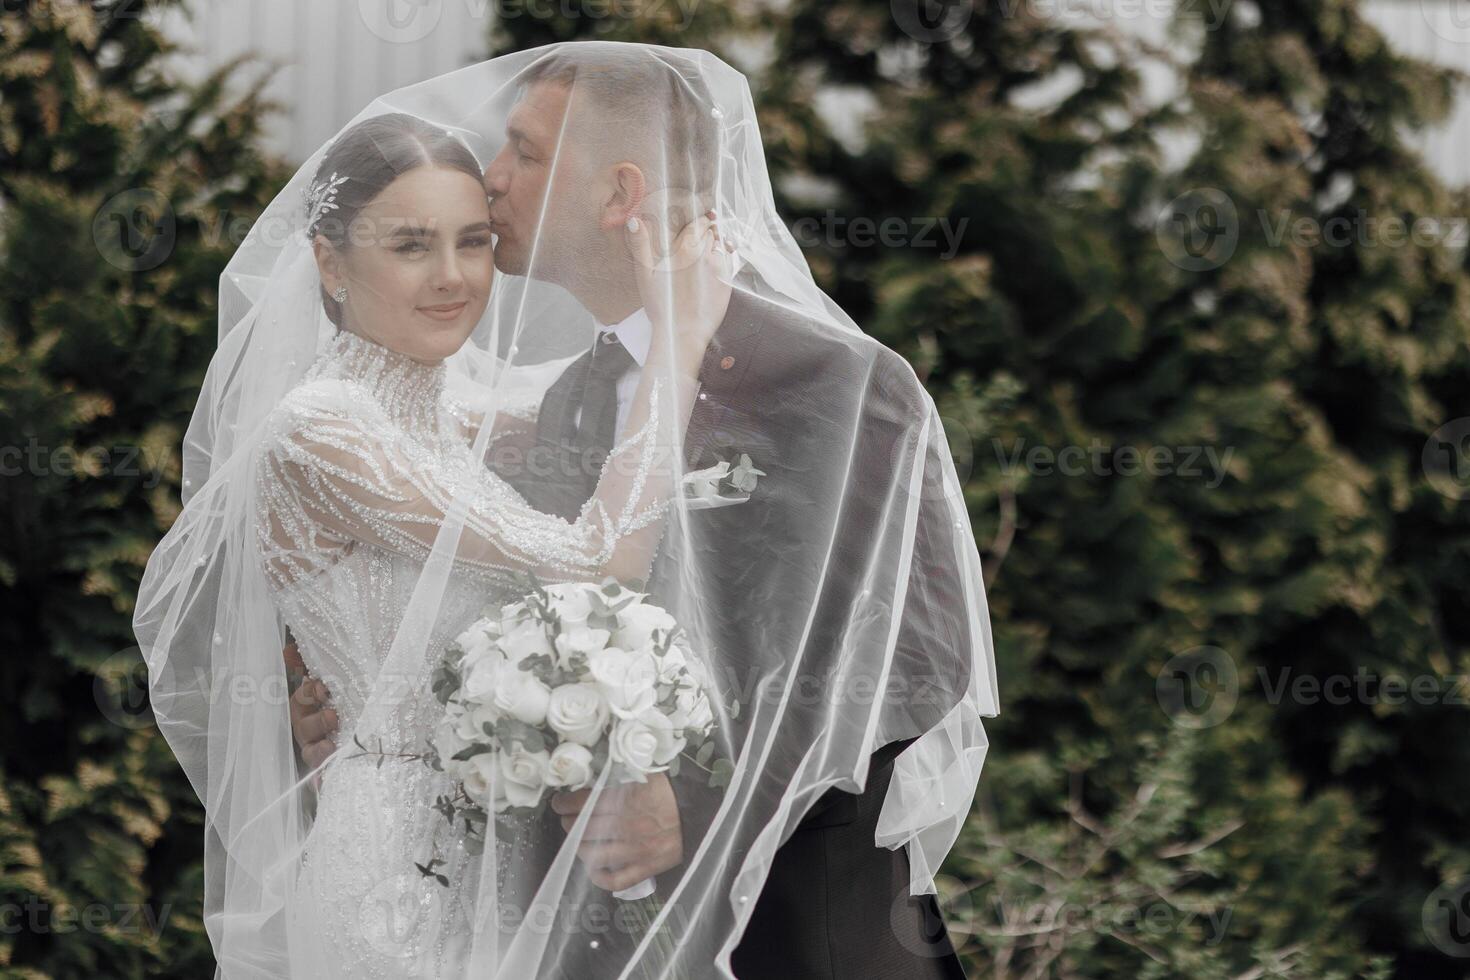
top-left (518, 47), bottom-right (720, 204)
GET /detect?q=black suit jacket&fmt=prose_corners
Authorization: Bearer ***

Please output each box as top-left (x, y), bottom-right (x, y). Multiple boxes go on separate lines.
top-left (504, 287), bottom-right (973, 978)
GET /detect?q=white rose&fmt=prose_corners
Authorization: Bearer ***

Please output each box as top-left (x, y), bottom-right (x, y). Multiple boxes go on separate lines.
top-left (460, 653), bottom-right (506, 702)
top-left (498, 619), bottom-right (555, 665)
top-left (456, 647), bottom-right (495, 692)
top-left (613, 602), bottom-right (679, 654)
top-left (498, 600), bottom-right (530, 631)
top-left (459, 751), bottom-right (499, 806)
top-left (492, 671), bottom-right (551, 726)
top-left (666, 686), bottom-right (696, 730)
top-left (584, 646), bottom-right (628, 687)
top-left (454, 622), bottom-right (500, 665)
top-left (681, 654), bottom-right (711, 689)
top-left (665, 683), bottom-right (714, 733)
top-left (635, 707), bottom-right (687, 765)
top-left (683, 690), bottom-right (714, 733)
top-left (554, 625), bottom-right (611, 666)
top-left (608, 719), bottom-right (662, 779)
top-left (586, 648), bottom-right (659, 719)
top-left (545, 683), bottom-right (611, 746)
top-left (499, 746), bottom-right (551, 808)
top-left (544, 742), bottom-right (595, 789)
top-left (655, 644), bottom-right (689, 683)
top-left (432, 718), bottom-right (469, 769)
top-left (452, 700), bottom-right (499, 742)
top-left (543, 583), bottom-right (596, 626)
top-left (450, 703), bottom-right (481, 743)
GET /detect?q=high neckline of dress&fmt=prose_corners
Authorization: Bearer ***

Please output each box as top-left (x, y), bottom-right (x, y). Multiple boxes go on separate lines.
top-left (324, 328), bottom-right (447, 431)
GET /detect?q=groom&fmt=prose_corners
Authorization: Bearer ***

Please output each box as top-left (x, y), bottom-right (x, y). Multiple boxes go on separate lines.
top-left (288, 48), bottom-right (973, 978)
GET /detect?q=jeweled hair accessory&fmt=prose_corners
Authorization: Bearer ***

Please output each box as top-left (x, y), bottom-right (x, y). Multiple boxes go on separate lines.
top-left (302, 171), bottom-right (349, 242)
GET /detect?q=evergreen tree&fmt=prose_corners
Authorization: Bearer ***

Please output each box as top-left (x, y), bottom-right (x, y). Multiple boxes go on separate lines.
top-left (759, 0), bottom-right (1470, 975)
top-left (5, 0), bottom-right (1463, 975)
top-left (1182, 4), bottom-right (1470, 975)
top-left (0, 1), bottom-right (284, 974)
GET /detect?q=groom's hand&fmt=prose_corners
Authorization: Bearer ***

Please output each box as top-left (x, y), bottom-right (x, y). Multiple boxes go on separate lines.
top-left (550, 774), bottom-right (683, 892)
top-left (284, 640), bottom-right (338, 772)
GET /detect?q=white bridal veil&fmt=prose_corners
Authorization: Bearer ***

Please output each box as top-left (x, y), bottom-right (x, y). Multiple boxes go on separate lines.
top-left (134, 39), bottom-right (998, 978)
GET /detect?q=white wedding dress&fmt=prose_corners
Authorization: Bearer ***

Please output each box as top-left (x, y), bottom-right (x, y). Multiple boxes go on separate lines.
top-left (251, 328), bottom-right (664, 978)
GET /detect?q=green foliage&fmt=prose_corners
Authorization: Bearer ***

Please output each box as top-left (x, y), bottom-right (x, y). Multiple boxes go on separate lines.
top-left (0, 1), bottom-right (285, 975)
top-left (6, 0), bottom-right (1468, 976)
top-left (950, 727), bottom-right (1386, 978)
top-left (756, 0), bottom-right (1470, 976)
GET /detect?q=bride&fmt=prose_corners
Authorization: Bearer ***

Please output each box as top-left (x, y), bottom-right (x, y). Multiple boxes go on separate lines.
top-left (136, 41), bottom-right (997, 980)
top-left (259, 111), bottom-right (728, 975)
top-left (138, 105), bottom-right (729, 976)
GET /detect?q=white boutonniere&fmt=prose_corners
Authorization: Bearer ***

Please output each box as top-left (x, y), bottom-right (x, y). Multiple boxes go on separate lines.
top-left (682, 453), bottom-right (765, 509)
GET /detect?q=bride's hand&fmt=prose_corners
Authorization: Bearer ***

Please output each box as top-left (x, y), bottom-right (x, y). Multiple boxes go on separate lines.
top-left (628, 208), bottom-right (734, 362)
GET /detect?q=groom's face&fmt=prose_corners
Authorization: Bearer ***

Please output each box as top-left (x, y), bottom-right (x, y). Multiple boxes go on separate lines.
top-left (483, 80), bottom-right (601, 282)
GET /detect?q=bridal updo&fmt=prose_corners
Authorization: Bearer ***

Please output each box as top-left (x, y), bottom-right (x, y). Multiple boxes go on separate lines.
top-left (305, 113), bottom-right (483, 327)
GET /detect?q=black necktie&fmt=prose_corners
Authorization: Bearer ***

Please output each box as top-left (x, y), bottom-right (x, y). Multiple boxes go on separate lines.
top-left (570, 332), bottom-right (636, 460)
top-left (523, 332), bottom-right (636, 519)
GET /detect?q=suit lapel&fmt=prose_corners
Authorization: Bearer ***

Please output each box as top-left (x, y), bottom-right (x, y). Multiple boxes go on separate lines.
top-left (682, 288), bottom-right (768, 469)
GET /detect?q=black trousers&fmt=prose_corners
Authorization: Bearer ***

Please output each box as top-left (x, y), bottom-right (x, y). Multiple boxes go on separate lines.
top-left (728, 736), bottom-right (970, 979)
top-left (545, 736), bottom-right (970, 979)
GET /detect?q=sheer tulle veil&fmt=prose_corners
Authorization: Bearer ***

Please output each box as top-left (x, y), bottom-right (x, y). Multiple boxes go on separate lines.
top-left (133, 39), bottom-right (998, 978)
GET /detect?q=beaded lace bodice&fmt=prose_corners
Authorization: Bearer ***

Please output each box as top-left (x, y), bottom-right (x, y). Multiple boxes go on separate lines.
top-left (254, 327), bottom-right (667, 742)
top-left (248, 328), bottom-right (668, 977)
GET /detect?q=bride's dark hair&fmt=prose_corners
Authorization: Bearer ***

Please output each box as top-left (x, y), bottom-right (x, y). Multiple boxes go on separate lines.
top-left (306, 112), bottom-right (484, 327)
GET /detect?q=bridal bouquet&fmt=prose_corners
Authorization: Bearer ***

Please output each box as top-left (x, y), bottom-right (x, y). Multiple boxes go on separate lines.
top-left (412, 577), bottom-right (732, 902)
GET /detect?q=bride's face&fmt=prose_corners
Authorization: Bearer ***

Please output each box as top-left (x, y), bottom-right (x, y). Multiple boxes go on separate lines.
top-left (317, 166), bottom-right (494, 363)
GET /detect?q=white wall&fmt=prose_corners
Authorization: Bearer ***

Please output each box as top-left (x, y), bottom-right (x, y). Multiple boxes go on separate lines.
top-left (154, 1), bottom-right (1470, 184)
top-left (1362, 1), bottom-right (1470, 187)
top-left (157, 0), bottom-right (490, 164)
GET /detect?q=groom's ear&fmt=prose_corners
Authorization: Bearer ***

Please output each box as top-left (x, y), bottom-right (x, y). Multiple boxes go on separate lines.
top-left (598, 161), bottom-right (647, 232)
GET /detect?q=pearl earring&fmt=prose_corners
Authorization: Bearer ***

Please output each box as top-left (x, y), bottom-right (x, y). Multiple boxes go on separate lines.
top-left (625, 216), bottom-right (640, 233)
top-left (333, 285), bottom-right (347, 303)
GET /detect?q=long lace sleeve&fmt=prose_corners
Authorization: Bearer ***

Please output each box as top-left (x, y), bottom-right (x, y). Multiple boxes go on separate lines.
top-left (442, 353), bottom-right (560, 447)
top-left (256, 377), bottom-right (674, 586)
